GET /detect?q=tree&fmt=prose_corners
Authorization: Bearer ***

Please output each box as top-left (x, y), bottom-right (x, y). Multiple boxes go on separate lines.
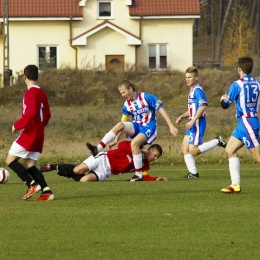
top-left (222, 5), bottom-right (255, 67)
top-left (215, 0), bottom-right (234, 61)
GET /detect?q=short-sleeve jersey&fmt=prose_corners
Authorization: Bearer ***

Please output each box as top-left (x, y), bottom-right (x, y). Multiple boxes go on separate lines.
top-left (14, 85), bottom-right (51, 152)
top-left (222, 76), bottom-right (260, 118)
top-left (107, 140), bottom-right (149, 175)
top-left (188, 84), bottom-right (208, 119)
top-left (122, 92), bottom-right (163, 127)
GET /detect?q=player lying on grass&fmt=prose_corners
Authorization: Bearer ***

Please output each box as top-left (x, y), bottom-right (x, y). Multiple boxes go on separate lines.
top-left (40, 140), bottom-right (167, 182)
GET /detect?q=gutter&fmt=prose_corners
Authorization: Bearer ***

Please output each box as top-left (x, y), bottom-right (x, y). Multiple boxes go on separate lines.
top-left (70, 16), bottom-right (78, 69)
top-left (135, 16), bottom-right (142, 67)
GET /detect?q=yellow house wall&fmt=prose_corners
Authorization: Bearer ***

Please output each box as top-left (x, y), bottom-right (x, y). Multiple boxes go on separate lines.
top-left (77, 27), bottom-right (136, 69)
top-left (73, 0), bottom-right (140, 38)
top-left (137, 19), bottom-right (193, 71)
top-left (5, 21), bottom-right (76, 75)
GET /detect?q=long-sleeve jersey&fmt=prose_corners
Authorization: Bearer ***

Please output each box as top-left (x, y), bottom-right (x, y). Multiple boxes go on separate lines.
top-left (222, 76), bottom-right (260, 118)
top-left (122, 92), bottom-right (163, 127)
top-left (14, 85), bottom-right (51, 152)
top-left (188, 84), bottom-right (208, 119)
top-left (107, 140), bottom-right (149, 175)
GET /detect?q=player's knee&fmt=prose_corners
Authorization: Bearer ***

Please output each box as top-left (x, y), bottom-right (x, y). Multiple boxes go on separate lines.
top-left (113, 122), bottom-right (125, 132)
top-left (225, 147), bottom-right (233, 157)
top-left (79, 178), bottom-right (88, 182)
top-left (131, 140), bottom-right (141, 151)
top-left (189, 147), bottom-right (201, 156)
top-left (73, 168), bottom-right (85, 175)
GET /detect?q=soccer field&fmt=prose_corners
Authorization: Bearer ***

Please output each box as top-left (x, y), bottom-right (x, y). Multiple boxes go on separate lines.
top-left (1, 164), bottom-right (260, 260)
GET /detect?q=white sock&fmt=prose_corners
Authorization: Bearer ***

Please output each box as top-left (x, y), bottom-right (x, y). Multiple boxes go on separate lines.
top-left (229, 157), bottom-right (240, 185)
top-left (198, 139), bottom-right (218, 153)
top-left (184, 154), bottom-right (197, 174)
top-left (133, 154), bottom-right (143, 178)
top-left (97, 131), bottom-right (116, 152)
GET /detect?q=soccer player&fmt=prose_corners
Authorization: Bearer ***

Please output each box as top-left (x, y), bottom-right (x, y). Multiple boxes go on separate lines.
top-left (220, 56), bottom-right (260, 193)
top-left (86, 79), bottom-right (178, 181)
top-left (176, 66), bottom-right (226, 178)
top-left (5, 65), bottom-right (54, 201)
top-left (40, 140), bottom-right (167, 182)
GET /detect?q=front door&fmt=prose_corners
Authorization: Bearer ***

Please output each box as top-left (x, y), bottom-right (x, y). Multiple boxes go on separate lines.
top-left (106, 55), bottom-right (124, 71)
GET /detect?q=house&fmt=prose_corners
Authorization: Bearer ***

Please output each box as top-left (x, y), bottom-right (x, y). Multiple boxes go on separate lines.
top-left (0, 0), bottom-right (200, 85)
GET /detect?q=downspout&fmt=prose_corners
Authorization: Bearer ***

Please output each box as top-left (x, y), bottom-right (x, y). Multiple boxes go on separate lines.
top-left (70, 16), bottom-right (78, 70)
top-left (135, 15), bottom-right (142, 68)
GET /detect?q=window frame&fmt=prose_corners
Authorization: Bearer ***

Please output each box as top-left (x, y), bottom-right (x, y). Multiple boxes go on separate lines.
top-left (147, 43), bottom-right (169, 71)
top-left (37, 45), bottom-right (59, 70)
top-left (97, 0), bottom-right (114, 19)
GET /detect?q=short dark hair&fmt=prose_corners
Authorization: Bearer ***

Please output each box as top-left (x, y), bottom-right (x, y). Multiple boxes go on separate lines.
top-left (238, 56), bottom-right (253, 75)
top-left (24, 65), bottom-right (39, 81)
top-left (118, 79), bottom-right (136, 91)
top-left (148, 144), bottom-right (163, 156)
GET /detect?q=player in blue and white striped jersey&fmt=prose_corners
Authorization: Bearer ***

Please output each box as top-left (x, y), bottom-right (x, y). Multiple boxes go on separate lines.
top-left (87, 79), bottom-right (178, 181)
top-left (176, 66), bottom-right (226, 179)
top-left (220, 56), bottom-right (260, 193)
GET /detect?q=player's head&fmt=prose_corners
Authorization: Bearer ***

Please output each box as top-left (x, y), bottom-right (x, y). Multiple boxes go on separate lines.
top-left (118, 79), bottom-right (136, 100)
top-left (118, 79), bottom-right (136, 92)
top-left (237, 56), bottom-right (253, 75)
top-left (146, 144), bottom-right (163, 162)
top-left (24, 65), bottom-right (39, 81)
top-left (186, 66), bottom-right (198, 76)
top-left (185, 66), bottom-right (198, 87)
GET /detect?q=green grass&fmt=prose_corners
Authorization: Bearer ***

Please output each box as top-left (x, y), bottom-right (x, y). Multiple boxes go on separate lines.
top-left (1, 164), bottom-right (260, 260)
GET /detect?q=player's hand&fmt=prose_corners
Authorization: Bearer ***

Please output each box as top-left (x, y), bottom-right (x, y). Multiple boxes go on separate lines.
top-left (220, 94), bottom-right (228, 101)
top-left (186, 121), bottom-right (194, 130)
top-left (155, 177), bottom-right (168, 181)
top-left (12, 125), bottom-right (16, 133)
top-left (108, 140), bottom-right (117, 149)
top-left (176, 115), bottom-right (182, 125)
top-left (170, 126), bottom-right (178, 136)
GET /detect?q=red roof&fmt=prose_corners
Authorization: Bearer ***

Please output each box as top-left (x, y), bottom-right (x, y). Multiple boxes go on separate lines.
top-left (129, 0), bottom-right (200, 16)
top-left (0, 0), bottom-right (83, 17)
top-left (0, 0), bottom-right (199, 18)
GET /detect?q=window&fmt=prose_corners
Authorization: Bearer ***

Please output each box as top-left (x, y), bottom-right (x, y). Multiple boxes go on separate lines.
top-left (148, 44), bottom-right (168, 70)
top-left (98, 1), bottom-right (113, 19)
top-left (38, 45), bottom-right (58, 70)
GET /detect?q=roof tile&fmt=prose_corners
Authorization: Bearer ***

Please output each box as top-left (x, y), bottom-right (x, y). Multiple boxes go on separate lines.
top-left (0, 0), bottom-right (82, 17)
top-left (129, 0), bottom-right (200, 16)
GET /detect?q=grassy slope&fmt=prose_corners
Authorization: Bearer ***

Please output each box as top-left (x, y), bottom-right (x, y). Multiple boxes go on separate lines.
top-left (0, 67), bottom-right (250, 166)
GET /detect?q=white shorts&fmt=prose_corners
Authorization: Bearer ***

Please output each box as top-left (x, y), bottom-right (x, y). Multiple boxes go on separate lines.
top-left (8, 142), bottom-right (40, 161)
top-left (83, 152), bottom-right (112, 181)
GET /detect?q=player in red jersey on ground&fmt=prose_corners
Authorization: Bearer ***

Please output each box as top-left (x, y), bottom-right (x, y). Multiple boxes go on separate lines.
top-left (6, 64), bottom-right (54, 201)
top-left (40, 140), bottom-right (167, 182)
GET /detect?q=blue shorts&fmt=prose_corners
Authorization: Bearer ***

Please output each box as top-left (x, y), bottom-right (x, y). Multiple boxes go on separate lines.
top-left (126, 122), bottom-right (157, 145)
top-left (232, 117), bottom-right (260, 149)
top-left (185, 117), bottom-right (206, 146)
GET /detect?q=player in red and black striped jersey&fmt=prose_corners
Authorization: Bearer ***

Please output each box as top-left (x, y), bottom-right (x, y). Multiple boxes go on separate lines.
top-left (41, 140), bottom-right (167, 182)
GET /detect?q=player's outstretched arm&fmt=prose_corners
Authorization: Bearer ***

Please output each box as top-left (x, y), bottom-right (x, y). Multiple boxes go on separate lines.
top-left (143, 174), bottom-right (168, 181)
top-left (176, 111), bottom-right (189, 125)
top-left (158, 107), bottom-right (178, 136)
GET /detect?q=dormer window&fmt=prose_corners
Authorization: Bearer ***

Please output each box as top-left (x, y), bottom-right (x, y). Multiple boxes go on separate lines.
top-left (98, 1), bottom-right (113, 19)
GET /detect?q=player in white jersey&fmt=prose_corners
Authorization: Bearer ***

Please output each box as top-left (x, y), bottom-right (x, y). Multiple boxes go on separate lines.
top-left (176, 66), bottom-right (226, 179)
top-left (220, 56), bottom-right (260, 193)
top-left (87, 79), bottom-right (178, 181)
